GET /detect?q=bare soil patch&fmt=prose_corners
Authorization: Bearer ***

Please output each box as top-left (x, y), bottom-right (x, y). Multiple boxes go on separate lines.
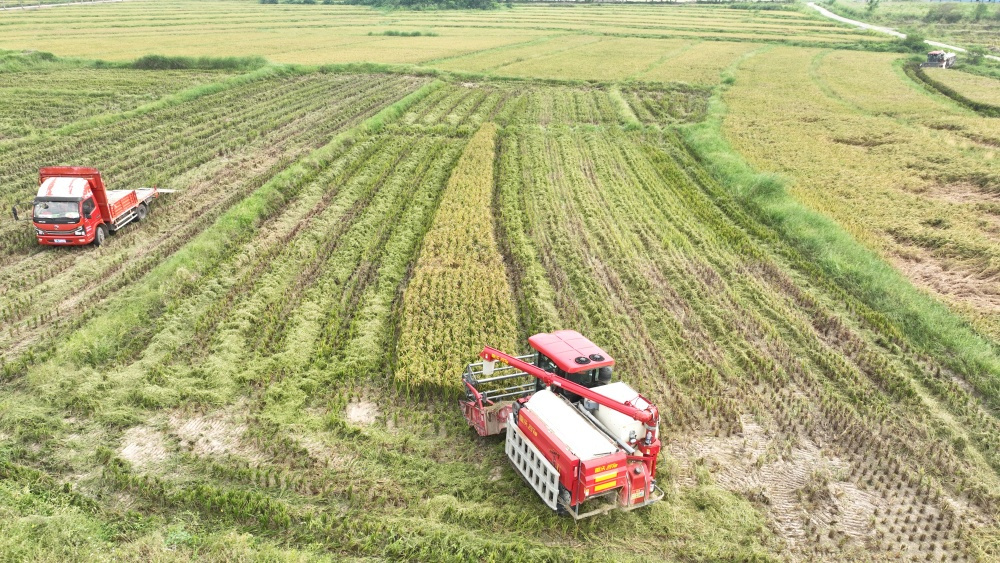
top-left (918, 182), bottom-right (1000, 205)
top-left (168, 409), bottom-right (261, 462)
top-left (298, 436), bottom-right (353, 468)
top-left (119, 425), bottom-right (170, 470)
top-left (670, 415), bottom-right (884, 556)
top-left (892, 250), bottom-right (1000, 313)
top-left (345, 399), bottom-right (379, 425)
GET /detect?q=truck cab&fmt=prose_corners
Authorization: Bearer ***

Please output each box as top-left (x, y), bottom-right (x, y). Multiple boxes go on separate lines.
top-left (32, 167), bottom-right (157, 247)
top-left (33, 176), bottom-right (103, 246)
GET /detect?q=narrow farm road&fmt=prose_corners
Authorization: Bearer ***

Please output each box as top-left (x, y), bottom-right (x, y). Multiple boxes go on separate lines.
top-left (806, 2), bottom-right (904, 38)
top-left (806, 1), bottom-right (1000, 62)
top-left (0, 0), bottom-right (124, 11)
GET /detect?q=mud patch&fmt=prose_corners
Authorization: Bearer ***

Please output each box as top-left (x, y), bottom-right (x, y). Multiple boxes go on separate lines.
top-left (169, 409), bottom-right (260, 461)
top-left (489, 466), bottom-right (503, 482)
top-left (120, 425), bottom-right (170, 470)
top-left (345, 400), bottom-right (379, 425)
top-left (892, 250), bottom-right (1000, 312)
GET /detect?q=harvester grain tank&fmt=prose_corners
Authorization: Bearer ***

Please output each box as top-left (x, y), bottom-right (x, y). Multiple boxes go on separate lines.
top-left (921, 50), bottom-right (956, 69)
top-left (28, 167), bottom-right (160, 246)
top-left (460, 330), bottom-right (664, 519)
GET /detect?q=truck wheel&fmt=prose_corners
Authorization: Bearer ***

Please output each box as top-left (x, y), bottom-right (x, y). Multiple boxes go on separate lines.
top-left (136, 203), bottom-right (148, 222)
top-left (94, 225), bottom-right (108, 247)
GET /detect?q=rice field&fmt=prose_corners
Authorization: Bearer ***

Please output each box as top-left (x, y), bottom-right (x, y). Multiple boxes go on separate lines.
top-left (0, 0), bottom-right (888, 73)
top-left (924, 67), bottom-right (1000, 107)
top-left (723, 46), bottom-right (1000, 340)
top-left (3, 1), bottom-right (1000, 561)
top-left (0, 66), bottom-right (230, 140)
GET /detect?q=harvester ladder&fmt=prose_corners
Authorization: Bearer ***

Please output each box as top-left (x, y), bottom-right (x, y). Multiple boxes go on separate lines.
top-left (505, 413), bottom-right (559, 511)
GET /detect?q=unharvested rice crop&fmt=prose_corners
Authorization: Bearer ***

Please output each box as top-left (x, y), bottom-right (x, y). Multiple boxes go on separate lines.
top-left (0, 0), bottom-right (887, 68)
top-left (638, 40), bottom-right (762, 85)
top-left (724, 46), bottom-right (1000, 339)
top-left (395, 123), bottom-right (519, 390)
top-left (924, 67), bottom-right (1000, 107)
top-left (485, 37), bottom-right (694, 82)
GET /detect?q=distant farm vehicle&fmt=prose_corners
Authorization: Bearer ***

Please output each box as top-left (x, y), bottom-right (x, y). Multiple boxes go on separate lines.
top-left (461, 330), bottom-right (664, 519)
top-left (28, 167), bottom-right (163, 247)
top-left (921, 51), bottom-right (956, 69)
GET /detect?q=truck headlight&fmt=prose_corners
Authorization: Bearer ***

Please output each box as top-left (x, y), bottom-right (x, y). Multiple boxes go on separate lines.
top-left (36, 229), bottom-right (43, 235)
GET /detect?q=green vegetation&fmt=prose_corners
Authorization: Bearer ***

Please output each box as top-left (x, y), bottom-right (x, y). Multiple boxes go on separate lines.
top-left (1, 1), bottom-right (999, 560)
top-left (369, 30), bottom-right (439, 37)
top-left (130, 54), bottom-right (268, 71)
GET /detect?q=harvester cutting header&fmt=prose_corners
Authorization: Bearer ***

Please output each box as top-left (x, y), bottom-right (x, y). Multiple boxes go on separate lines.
top-left (461, 330), bottom-right (663, 519)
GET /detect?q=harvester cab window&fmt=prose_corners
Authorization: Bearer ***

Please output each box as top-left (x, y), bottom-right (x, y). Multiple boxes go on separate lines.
top-left (82, 198), bottom-right (95, 218)
top-left (537, 354), bottom-right (557, 373)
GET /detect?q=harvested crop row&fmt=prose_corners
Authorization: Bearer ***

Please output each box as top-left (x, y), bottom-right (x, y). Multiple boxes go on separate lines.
top-left (0, 73), bottom-right (425, 360)
top-left (0, 66), bottom-right (228, 140)
top-left (498, 124), bottom-right (998, 559)
top-left (395, 123), bottom-right (518, 391)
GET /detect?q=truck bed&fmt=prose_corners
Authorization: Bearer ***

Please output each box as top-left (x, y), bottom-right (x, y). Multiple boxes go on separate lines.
top-left (105, 188), bottom-right (156, 222)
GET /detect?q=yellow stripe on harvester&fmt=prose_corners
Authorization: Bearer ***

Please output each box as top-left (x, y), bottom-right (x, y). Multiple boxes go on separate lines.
top-left (594, 480), bottom-right (618, 492)
top-left (594, 470), bottom-right (618, 483)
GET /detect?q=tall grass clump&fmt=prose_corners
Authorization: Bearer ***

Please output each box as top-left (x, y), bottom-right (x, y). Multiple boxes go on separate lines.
top-left (131, 55), bottom-right (269, 72)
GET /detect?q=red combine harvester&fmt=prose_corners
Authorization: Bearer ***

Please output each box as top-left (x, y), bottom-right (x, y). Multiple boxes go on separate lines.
top-left (461, 330), bottom-right (663, 519)
top-left (30, 167), bottom-right (160, 247)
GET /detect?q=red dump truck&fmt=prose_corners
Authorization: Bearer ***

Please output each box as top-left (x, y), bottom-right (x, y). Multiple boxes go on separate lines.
top-left (30, 167), bottom-right (159, 247)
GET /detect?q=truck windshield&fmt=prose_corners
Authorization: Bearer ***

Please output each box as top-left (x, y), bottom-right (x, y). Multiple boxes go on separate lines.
top-left (34, 200), bottom-right (80, 223)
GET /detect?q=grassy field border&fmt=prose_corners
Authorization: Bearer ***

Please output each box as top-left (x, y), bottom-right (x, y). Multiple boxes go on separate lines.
top-left (679, 76), bottom-right (1000, 412)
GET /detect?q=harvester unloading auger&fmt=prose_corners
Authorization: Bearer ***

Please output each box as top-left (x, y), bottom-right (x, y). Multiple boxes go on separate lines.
top-left (461, 330), bottom-right (664, 519)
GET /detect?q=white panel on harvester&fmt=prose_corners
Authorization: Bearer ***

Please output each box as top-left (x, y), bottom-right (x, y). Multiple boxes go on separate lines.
top-left (589, 382), bottom-right (649, 446)
top-left (525, 389), bottom-right (617, 461)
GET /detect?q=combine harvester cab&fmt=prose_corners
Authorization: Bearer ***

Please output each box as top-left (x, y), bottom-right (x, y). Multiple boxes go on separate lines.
top-left (30, 166), bottom-right (159, 247)
top-left (920, 50), bottom-right (956, 69)
top-left (461, 330), bottom-right (664, 519)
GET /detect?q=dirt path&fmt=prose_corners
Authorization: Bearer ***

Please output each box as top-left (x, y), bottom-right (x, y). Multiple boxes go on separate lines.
top-left (806, 2), bottom-right (1000, 62)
